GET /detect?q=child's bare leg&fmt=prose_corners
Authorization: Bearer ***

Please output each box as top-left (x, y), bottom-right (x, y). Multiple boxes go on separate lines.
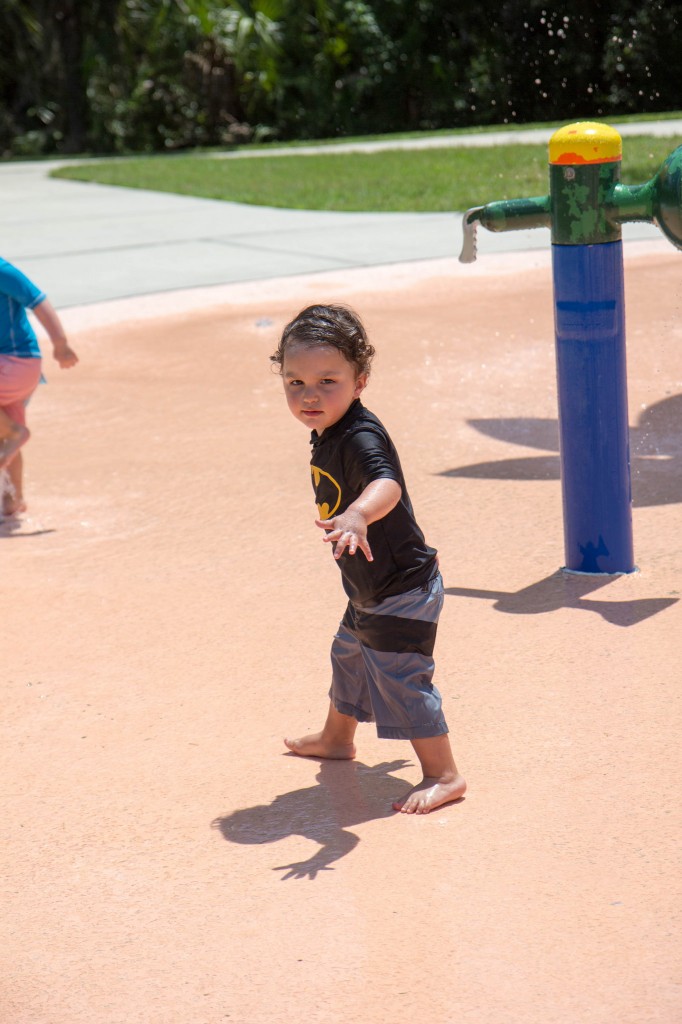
top-left (0, 409), bottom-right (29, 470)
top-left (2, 453), bottom-right (27, 515)
top-left (393, 734), bottom-right (466, 814)
top-left (0, 407), bottom-right (15, 437)
top-left (285, 700), bottom-right (358, 759)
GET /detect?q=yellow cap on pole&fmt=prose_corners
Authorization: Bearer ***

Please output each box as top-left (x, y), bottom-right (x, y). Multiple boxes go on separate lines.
top-left (549, 122), bottom-right (622, 165)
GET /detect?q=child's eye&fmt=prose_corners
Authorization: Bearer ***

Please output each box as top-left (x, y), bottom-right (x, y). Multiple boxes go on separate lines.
top-left (321, 378), bottom-right (336, 385)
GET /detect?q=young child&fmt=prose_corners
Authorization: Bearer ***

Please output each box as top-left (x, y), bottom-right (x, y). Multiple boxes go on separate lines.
top-left (271, 303), bottom-right (466, 814)
top-left (0, 257), bottom-right (78, 516)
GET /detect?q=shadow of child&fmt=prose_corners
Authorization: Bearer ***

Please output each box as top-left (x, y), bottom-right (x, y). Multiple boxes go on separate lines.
top-left (212, 759), bottom-right (412, 879)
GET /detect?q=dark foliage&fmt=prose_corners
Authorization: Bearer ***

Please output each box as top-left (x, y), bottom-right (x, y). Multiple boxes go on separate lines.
top-left (0, 0), bottom-right (679, 156)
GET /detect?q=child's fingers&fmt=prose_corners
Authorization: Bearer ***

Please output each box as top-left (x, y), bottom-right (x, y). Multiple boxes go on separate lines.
top-left (336, 535), bottom-right (373, 560)
top-left (318, 524), bottom-right (341, 542)
top-left (314, 518), bottom-right (373, 561)
top-left (333, 534), bottom-right (350, 559)
top-left (332, 531), bottom-right (373, 561)
top-left (356, 536), bottom-right (374, 561)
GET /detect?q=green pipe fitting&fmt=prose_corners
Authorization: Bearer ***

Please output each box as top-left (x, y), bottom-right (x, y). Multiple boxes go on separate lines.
top-left (459, 121), bottom-right (682, 262)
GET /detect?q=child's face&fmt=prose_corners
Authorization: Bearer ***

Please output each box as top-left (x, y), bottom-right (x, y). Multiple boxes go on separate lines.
top-left (282, 342), bottom-right (367, 435)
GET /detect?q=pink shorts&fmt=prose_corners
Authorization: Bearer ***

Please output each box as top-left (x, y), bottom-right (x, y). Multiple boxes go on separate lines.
top-left (0, 356), bottom-right (42, 426)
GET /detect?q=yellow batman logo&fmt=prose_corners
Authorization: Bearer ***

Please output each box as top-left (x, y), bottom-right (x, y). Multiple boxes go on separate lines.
top-left (311, 465), bottom-right (342, 520)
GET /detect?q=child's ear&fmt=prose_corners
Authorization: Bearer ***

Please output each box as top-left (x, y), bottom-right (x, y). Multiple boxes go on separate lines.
top-left (354, 373), bottom-right (369, 397)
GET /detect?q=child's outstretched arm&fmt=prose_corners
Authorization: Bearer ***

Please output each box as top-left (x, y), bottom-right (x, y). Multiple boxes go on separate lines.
top-left (32, 298), bottom-right (78, 368)
top-left (315, 478), bottom-right (401, 561)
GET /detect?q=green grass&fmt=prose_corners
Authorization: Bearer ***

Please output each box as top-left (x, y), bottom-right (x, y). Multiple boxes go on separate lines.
top-left (51, 133), bottom-right (682, 212)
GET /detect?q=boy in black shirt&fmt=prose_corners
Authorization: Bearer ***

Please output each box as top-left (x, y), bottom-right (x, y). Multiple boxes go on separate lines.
top-left (272, 304), bottom-right (466, 814)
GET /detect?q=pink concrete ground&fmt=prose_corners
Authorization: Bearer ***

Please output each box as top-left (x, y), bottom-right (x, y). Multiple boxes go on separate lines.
top-left (2, 243), bottom-right (681, 1023)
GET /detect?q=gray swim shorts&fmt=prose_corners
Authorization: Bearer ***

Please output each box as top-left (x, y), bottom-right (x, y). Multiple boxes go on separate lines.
top-left (329, 572), bottom-right (448, 740)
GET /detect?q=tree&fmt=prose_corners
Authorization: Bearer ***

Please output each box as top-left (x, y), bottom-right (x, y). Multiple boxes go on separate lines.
top-left (1, 0), bottom-right (679, 156)
top-left (87, 0), bottom-right (249, 152)
top-left (604, 1), bottom-right (682, 113)
top-left (259, 0), bottom-right (390, 139)
top-left (0, 1), bottom-right (55, 155)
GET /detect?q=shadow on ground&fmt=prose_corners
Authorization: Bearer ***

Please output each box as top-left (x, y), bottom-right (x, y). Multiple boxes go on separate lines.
top-left (0, 519), bottom-right (56, 538)
top-left (445, 571), bottom-right (678, 626)
top-left (212, 759), bottom-right (412, 880)
top-left (441, 393), bottom-right (682, 508)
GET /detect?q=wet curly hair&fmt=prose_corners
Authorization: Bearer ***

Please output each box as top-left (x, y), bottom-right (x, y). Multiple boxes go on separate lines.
top-left (270, 304), bottom-right (375, 377)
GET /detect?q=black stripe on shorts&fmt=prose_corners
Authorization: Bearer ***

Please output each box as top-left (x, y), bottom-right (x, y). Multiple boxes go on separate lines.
top-left (341, 603), bottom-right (438, 657)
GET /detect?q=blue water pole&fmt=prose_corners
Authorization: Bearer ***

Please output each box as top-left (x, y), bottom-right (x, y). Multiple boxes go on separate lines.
top-left (549, 123), bottom-right (633, 573)
top-left (459, 123), bottom-right (682, 574)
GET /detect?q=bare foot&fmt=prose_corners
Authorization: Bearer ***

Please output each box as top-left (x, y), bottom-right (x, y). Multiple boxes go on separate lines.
top-left (2, 495), bottom-right (27, 517)
top-left (284, 732), bottom-right (356, 760)
top-left (393, 772), bottom-right (467, 814)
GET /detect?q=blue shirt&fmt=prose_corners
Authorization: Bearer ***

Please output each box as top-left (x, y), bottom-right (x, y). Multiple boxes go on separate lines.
top-left (0, 258), bottom-right (46, 357)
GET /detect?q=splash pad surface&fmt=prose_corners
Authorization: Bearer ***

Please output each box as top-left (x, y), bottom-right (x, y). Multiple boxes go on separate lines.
top-left (3, 243), bottom-right (680, 1023)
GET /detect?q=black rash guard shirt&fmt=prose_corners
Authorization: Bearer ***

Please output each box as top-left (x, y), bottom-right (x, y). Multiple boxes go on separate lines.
top-left (309, 399), bottom-right (438, 606)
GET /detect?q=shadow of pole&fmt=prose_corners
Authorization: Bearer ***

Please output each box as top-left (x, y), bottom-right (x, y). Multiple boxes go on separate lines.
top-left (440, 394), bottom-right (682, 508)
top-left (445, 571), bottom-right (678, 626)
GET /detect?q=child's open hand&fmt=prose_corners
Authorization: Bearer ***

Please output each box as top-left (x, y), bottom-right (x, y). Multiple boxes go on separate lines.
top-left (316, 510), bottom-right (373, 561)
top-left (53, 342), bottom-right (79, 369)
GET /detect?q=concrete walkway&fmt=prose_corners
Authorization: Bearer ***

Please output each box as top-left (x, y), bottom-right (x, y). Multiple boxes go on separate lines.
top-left (1, 120), bottom-right (681, 307)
